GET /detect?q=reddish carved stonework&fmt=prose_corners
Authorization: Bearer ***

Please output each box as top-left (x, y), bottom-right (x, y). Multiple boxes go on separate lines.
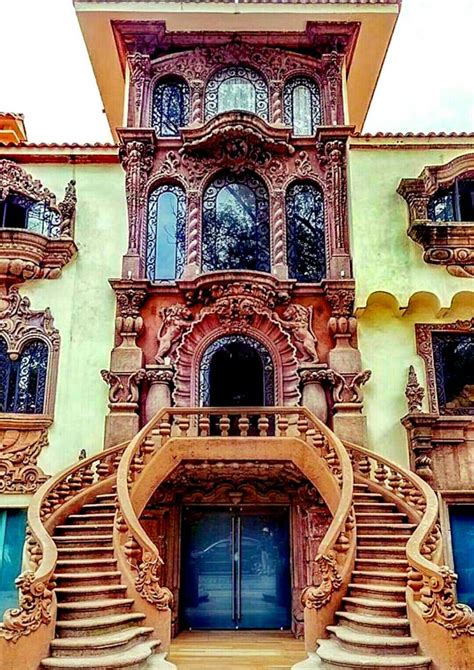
top-left (0, 415), bottom-right (51, 494)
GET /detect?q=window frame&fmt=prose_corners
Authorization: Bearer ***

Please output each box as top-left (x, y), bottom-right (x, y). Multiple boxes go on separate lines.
top-left (146, 182), bottom-right (187, 282)
top-left (204, 66), bottom-right (269, 121)
top-left (283, 75), bottom-right (322, 137)
top-left (151, 76), bottom-right (190, 138)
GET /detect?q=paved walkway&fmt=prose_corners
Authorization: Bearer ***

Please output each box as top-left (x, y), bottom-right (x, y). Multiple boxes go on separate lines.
top-left (167, 630), bottom-right (306, 670)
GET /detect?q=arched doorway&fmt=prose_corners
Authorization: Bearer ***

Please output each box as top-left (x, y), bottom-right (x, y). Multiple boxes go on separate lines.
top-left (199, 335), bottom-right (275, 407)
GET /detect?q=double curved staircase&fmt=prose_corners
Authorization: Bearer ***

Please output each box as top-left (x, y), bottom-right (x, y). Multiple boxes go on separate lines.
top-left (1, 408), bottom-right (472, 670)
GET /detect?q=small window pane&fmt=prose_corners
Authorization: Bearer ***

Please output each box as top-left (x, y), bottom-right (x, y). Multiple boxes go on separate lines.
top-left (0, 509), bottom-right (27, 612)
top-left (218, 77), bottom-right (256, 115)
top-left (458, 179), bottom-right (474, 221)
top-left (146, 185), bottom-right (186, 281)
top-left (284, 77), bottom-right (321, 136)
top-left (428, 188), bottom-right (455, 222)
top-left (152, 79), bottom-right (189, 137)
top-left (0, 338), bottom-right (48, 414)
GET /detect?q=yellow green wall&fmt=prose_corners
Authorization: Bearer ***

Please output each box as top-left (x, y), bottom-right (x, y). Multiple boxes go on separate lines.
top-left (20, 163), bottom-right (127, 476)
top-left (349, 144), bottom-right (474, 465)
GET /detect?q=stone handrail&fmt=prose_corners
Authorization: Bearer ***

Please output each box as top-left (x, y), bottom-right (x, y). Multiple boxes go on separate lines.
top-left (116, 406), bottom-right (355, 617)
top-left (0, 442), bottom-right (127, 643)
top-left (345, 440), bottom-right (474, 638)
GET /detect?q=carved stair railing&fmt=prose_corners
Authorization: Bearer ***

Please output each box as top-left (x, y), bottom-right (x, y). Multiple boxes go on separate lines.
top-left (115, 407), bottom-right (355, 653)
top-left (0, 442), bottom-right (127, 670)
top-left (345, 440), bottom-right (474, 669)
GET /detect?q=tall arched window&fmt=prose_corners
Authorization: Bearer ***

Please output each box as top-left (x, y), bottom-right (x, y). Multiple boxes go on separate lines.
top-left (152, 77), bottom-right (190, 137)
top-left (283, 76), bottom-right (321, 136)
top-left (0, 338), bottom-right (48, 413)
top-left (146, 184), bottom-right (186, 281)
top-left (205, 66), bottom-right (269, 120)
top-left (286, 181), bottom-right (325, 282)
top-left (202, 170), bottom-right (270, 273)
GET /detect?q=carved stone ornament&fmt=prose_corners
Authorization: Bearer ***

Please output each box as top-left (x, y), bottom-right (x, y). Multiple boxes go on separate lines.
top-left (303, 367), bottom-right (371, 404)
top-left (0, 160), bottom-right (77, 282)
top-left (135, 552), bottom-right (173, 610)
top-left (0, 570), bottom-right (53, 642)
top-left (100, 368), bottom-right (147, 406)
top-left (301, 550), bottom-right (342, 609)
top-left (398, 154), bottom-right (474, 277)
top-left (405, 365), bottom-right (425, 413)
top-left (128, 52), bottom-right (151, 117)
top-left (118, 130), bottom-right (155, 254)
top-left (273, 304), bottom-right (319, 364)
top-left (113, 285), bottom-right (147, 345)
top-left (155, 305), bottom-right (194, 364)
top-left (420, 566), bottom-right (474, 637)
top-left (0, 416), bottom-right (51, 494)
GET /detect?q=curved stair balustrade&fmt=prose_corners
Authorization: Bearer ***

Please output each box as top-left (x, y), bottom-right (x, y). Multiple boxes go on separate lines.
top-left (115, 406), bottom-right (355, 652)
top-left (344, 441), bottom-right (474, 669)
top-left (0, 443), bottom-right (127, 670)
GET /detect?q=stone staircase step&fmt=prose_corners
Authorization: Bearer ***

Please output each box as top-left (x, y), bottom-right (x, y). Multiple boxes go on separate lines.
top-left (358, 534), bottom-right (409, 547)
top-left (68, 513), bottom-right (116, 524)
top-left (53, 535), bottom-right (114, 547)
top-left (55, 585), bottom-right (128, 602)
top-left (348, 583), bottom-right (406, 602)
top-left (55, 524), bottom-right (114, 536)
top-left (316, 639), bottom-right (431, 669)
top-left (57, 598), bottom-right (135, 620)
top-left (55, 612), bottom-right (147, 638)
top-left (351, 570), bottom-right (408, 586)
top-left (81, 503), bottom-right (116, 513)
top-left (56, 545), bottom-right (114, 559)
top-left (355, 513), bottom-right (408, 523)
top-left (353, 502), bottom-right (399, 512)
top-left (56, 558), bottom-right (118, 573)
top-left (336, 611), bottom-right (410, 636)
top-left (356, 546), bottom-right (407, 559)
top-left (50, 627), bottom-right (155, 658)
top-left (342, 596), bottom-right (407, 617)
top-left (356, 524), bottom-right (416, 536)
top-left (55, 571), bottom-right (122, 586)
top-left (326, 625), bottom-right (420, 656)
top-left (353, 492), bottom-right (384, 500)
top-left (95, 493), bottom-right (117, 503)
top-left (41, 640), bottom-right (159, 668)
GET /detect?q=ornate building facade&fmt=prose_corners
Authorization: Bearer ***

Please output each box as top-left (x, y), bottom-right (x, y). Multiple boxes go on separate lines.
top-left (0, 2), bottom-right (473, 669)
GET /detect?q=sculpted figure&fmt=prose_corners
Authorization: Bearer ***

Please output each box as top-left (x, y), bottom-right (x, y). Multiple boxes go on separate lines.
top-left (155, 305), bottom-right (193, 363)
top-left (274, 304), bottom-right (319, 363)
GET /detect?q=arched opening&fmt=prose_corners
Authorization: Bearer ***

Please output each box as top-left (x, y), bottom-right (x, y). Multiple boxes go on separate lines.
top-left (205, 66), bottom-right (269, 120)
top-left (202, 170), bottom-right (270, 273)
top-left (152, 77), bottom-right (189, 137)
top-left (146, 183), bottom-right (186, 281)
top-left (283, 76), bottom-right (321, 136)
top-left (200, 335), bottom-right (274, 408)
top-left (0, 337), bottom-right (49, 413)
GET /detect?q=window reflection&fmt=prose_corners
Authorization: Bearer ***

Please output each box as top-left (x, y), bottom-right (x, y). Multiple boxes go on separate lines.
top-left (146, 184), bottom-right (186, 281)
top-left (283, 76), bottom-right (321, 136)
top-left (205, 66), bottom-right (269, 120)
top-left (286, 181), bottom-right (325, 282)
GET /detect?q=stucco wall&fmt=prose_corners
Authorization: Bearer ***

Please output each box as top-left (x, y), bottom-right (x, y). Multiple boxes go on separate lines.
top-left (18, 163), bottom-right (127, 476)
top-left (349, 145), bottom-right (474, 465)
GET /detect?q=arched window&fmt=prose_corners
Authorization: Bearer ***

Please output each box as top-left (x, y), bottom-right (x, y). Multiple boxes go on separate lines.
top-left (428, 178), bottom-right (474, 222)
top-left (0, 338), bottom-right (48, 413)
top-left (146, 184), bottom-right (186, 281)
top-left (0, 193), bottom-right (61, 236)
top-left (283, 76), bottom-right (321, 136)
top-left (205, 66), bottom-right (269, 120)
top-left (202, 170), bottom-right (270, 273)
top-left (152, 77), bottom-right (190, 137)
top-left (286, 181), bottom-right (326, 282)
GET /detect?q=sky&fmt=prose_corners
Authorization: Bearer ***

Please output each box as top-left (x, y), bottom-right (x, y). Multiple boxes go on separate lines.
top-left (0, 0), bottom-right (472, 143)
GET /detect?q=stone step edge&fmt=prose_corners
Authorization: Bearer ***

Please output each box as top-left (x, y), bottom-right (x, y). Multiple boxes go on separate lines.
top-left (41, 640), bottom-right (159, 668)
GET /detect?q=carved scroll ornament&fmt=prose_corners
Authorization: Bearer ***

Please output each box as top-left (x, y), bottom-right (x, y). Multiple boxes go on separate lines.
top-left (135, 552), bottom-right (173, 610)
top-left (0, 570), bottom-right (53, 642)
top-left (420, 566), bottom-right (474, 637)
top-left (0, 421), bottom-right (49, 494)
top-left (301, 551), bottom-right (342, 609)
top-left (303, 368), bottom-right (371, 404)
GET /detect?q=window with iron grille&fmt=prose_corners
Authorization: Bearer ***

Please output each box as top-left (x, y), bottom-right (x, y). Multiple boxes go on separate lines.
top-left (152, 77), bottom-right (190, 137)
top-left (286, 181), bottom-right (326, 282)
top-left (146, 184), bottom-right (186, 281)
top-left (205, 66), bottom-right (269, 120)
top-left (0, 338), bottom-right (49, 414)
top-left (0, 193), bottom-right (61, 237)
top-left (428, 178), bottom-right (474, 222)
top-left (202, 170), bottom-right (270, 273)
top-left (283, 76), bottom-right (321, 136)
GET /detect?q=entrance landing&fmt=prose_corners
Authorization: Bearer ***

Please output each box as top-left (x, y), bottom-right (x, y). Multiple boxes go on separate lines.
top-left (167, 630), bottom-right (305, 669)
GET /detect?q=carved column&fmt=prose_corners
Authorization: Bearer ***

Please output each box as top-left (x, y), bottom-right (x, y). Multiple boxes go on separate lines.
top-left (272, 190), bottom-right (289, 279)
top-left (145, 366), bottom-right (174, 422)
top-left (183, 191), bottom-right (201, 279)
top-left (190, 81), bottom-right (204, 125)
top-left (127, 53), bottom-right (151, 127)
top-left (118, 129), bottom-right (155, 279)
top-left (300, 365), bottom-right (329, 423)
top-left (321, 51), bottom-right (344, 126)
top-left (103, 283), bottom-right (147, 448)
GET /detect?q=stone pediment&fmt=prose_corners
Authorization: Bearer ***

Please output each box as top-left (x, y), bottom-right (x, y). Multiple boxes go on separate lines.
top-left (180, 112), bottom-right (294, 166)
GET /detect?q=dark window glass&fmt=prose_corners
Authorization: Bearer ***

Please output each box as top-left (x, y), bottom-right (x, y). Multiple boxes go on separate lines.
top-left (449, 505), bottom-right (474, 608)
top-left (205, 66), bottom-right (269, 120)
top-left (0, 193), bottom-right (61, 236)
top-left (152, 78), bottom-right (190, 137)
top-left (146, 184), bottom-right (186, 281)
top-left (0, 509), bottom-right (27, 612)
top-left (283, 77), bottom-right (321, 136)
top-left (202, 171), bottom-right (270, 273)
top-left (428, 178), bottom-right (474, 222)
top-left (0, 338), bottom-right (48, 414)
top-left (286, 181), bottom-right (326, 282)
top-left (432, 332), bottom-right (474, 414)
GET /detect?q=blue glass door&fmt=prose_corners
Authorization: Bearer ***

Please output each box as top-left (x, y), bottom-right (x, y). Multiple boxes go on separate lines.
top-left (180, 507), bottom-right (291, 630)
top-left (0, 509), bottom-right (27, 613)
top-left (449, 505), bottom-right (474, 607)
